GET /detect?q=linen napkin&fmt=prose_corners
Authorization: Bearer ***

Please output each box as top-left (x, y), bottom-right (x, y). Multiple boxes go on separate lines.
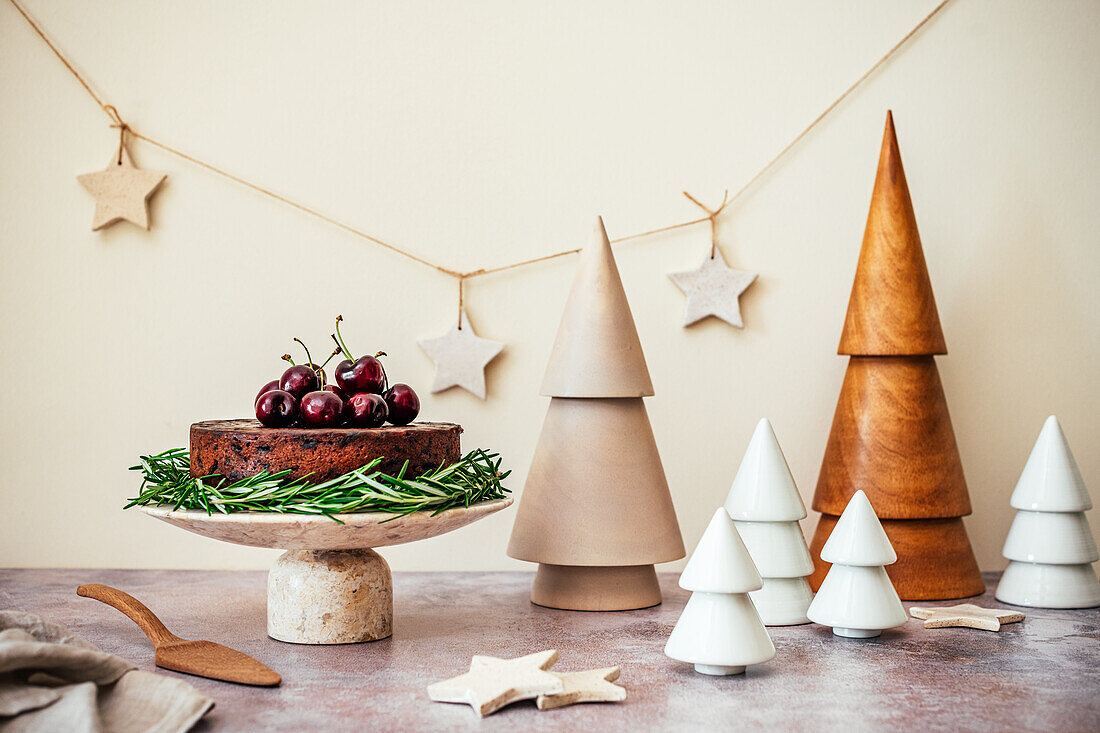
top-left (0, 611), bottom-right (213, 733)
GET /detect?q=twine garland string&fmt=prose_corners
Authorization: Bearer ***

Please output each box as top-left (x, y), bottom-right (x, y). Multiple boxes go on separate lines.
top-left (7, 0), bottom-right (953, 294)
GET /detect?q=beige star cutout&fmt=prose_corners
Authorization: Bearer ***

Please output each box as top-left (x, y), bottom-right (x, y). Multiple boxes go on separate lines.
top-left (536, 666), bottom-right (626, 710)
top-left (418, 310), bottom-right (504, 399)
top-left (428, 649), bottom-right (563, 717)
top-left (668, 249), bottom-right (757, 328)
top-left (910, 604), bottom-right (1025, 631)
top-left (77, 147), bottom-right (166, 231)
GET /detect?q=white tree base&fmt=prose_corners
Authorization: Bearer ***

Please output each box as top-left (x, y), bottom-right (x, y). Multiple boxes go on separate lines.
top-left (694, 663), bottom-right (746, 676)
top-left (268, 549), bottom-right (393, 644)
top-left (832, 627), bottom-right (881, 639)
top-left (994, 561), bottom-right (1100, 609)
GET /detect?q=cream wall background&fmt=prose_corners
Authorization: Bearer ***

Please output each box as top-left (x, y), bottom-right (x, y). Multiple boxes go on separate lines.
top-left (1, 0), bottom-right (1097, 573)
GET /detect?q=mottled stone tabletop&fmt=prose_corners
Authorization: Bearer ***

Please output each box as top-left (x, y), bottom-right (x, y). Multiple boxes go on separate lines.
top-left (1, 570), bottom-right (1097, 732)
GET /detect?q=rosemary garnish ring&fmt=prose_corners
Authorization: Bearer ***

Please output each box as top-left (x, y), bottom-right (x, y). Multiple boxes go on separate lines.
top-left (126, 447), bottom-right (510, 524)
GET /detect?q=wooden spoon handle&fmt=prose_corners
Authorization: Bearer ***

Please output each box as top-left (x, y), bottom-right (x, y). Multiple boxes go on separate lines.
top-left (77, 584), bottom-right (181, 647)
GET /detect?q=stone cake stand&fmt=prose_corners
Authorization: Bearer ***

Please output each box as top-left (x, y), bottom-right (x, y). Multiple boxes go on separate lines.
top-left (141, 499), bottom-right (511, 644)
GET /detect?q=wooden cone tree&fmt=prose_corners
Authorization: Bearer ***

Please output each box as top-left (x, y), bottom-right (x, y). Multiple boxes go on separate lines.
top-left (507, 217), bottom-right (685, 611)
top-left (808, 112), bottom-right (984, 600)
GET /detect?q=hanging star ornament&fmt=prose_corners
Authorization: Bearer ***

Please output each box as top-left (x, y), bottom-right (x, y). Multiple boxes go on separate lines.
top-left (668, 248), bottom-right (757, 328)
top-left (910, 604), bottom-right (1025, 632)
top-left (77, 146), bottom-right (166, 231)
top-left (427, 650), bottom-right (563, 717)
top-left (418, 310), bottom-right (504, 399)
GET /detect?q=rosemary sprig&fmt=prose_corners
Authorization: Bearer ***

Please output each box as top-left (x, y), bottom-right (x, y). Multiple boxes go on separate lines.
top-left (125, 447), bottom-right (510, 523)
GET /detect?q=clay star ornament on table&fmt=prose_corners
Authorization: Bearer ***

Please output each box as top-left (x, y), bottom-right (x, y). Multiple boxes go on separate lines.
top-left (909, 604), bottom-right (1025, 631)
top-left (537, 667), bottom-right (626, 710)
top-left (668, 249), bottom-right (757, 328)
top-left (470, 656), bottom-right (626, 710)
top-left (428, 649), bottom-right (563, 717)
top-left (76, 147), bottom-right (167, 231)
top-left (418, 310), bottom-right (504, 399)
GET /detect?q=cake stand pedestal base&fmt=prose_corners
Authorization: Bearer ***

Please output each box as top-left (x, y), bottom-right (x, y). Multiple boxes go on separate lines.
top-left (267, 549), bottom-right (393, 644)
top-left (530, 563), bottom-right (662, 611)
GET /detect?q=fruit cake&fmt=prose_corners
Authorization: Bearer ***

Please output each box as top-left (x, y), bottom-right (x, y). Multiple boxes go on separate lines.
top-left (190, 419), bottom-right (462, 482)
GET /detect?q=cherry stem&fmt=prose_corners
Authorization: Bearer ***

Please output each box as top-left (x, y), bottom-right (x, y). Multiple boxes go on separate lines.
top-left (293, 338), bottom-right (313, 365)
top-left (293, 338), bottom-right (321, 383)
top-left (319, 347), bottom-right (342, 370)
top-left (281, 353), bottom-right (295, 365)
top-left (374, 351), bottom-right (389, 391)
top-left (334, 315), bottom-right (353, 358)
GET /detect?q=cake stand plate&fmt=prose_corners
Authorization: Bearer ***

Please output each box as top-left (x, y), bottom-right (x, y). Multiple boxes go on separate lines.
top-left (142, 499), bottom-right (512, 644)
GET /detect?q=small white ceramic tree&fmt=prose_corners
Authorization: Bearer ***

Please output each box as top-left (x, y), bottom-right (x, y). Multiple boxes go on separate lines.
top-left (724, 418), bottom-right (814, 625)
top-left (665, 508), bottom-right (775, 676)
top-left (996, 416), bottom-right (1100, 608)
top-left (806, 490), bottom-right (907, 638)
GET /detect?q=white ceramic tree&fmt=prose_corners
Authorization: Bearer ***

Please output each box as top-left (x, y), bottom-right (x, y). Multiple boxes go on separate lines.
top-left (724, 418), bottom-right (814, 625)
top-left (665, 508), bottom-right (775, 676)
top-left (996, 416), bottom-right (1100, 608)
top-left (806, 490), bottom-right (907, 638)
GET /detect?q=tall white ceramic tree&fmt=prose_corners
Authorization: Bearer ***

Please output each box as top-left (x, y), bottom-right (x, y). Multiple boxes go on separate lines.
top-left (665, 508), bottom-right (775, 676)
top-left (724, 418), bottom-right (814, 625)
top-left (806, 490), bottom-right (907, 638)
top-left (996, 416), bottom-right (1100, 608)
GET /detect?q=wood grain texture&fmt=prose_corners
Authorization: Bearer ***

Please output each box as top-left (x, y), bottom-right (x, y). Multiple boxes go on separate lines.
top-left (808, 515), bottom-right (984, 600)
top-left (811, 116), bottom-right (980, 601)
top-left (189, 419), bottom-right (461, 482)
top-left (77, 584), bottom-right (281, 686)
top-left (837, 111), bottom-right (946, 356)
top-left (812, 356), bottom-right (970, 518)
top-left (76, 583), bottom-right (180, 646)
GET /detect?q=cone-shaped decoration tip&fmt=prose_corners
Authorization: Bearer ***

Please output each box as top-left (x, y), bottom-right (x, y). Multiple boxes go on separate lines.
top-left (725, 418), bottom-right (806, 522)
top-left (1009, 415), bottom-right (1091, 512)
top-left (679, 508), bottom-right (762, 593)
top-left (819, 490), bottom-right (897, 566)
top-left (539, 217), bottom-right (654, 397)
top-left (837, 111), bottom-right (947, 356)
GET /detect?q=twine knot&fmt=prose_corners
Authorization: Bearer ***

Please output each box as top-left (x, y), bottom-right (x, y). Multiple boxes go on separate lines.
top-left (683, 190), bottom-right (729, 259)
top-left (102, 105), bottom-right (131, 164)
top-left (103, 104), bottom-right (128, 130)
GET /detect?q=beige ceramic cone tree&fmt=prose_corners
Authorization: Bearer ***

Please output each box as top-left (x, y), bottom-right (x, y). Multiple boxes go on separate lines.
top-left (508, 217), bottom-right (685, 611)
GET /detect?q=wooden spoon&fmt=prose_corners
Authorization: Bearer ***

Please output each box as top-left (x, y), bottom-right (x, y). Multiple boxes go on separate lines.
top-left (77, 584), bottom-right (281, 686)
